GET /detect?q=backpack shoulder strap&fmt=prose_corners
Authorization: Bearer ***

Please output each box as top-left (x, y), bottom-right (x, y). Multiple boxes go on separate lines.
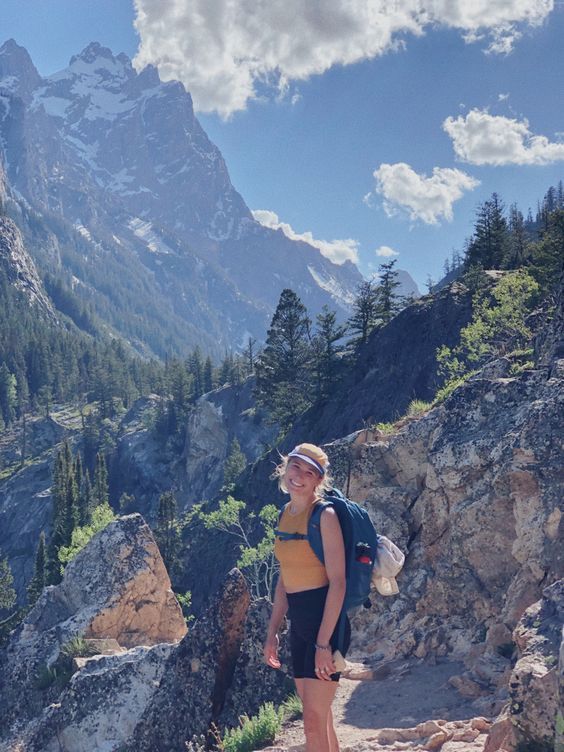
top-left (275, 503), bottom-right (309, 542)
top-left (307, 500), bottom-right (333, 564)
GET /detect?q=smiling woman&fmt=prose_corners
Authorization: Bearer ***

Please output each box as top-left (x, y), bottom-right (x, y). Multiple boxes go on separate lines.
top-left (264, 443), bottom-right (349, 752)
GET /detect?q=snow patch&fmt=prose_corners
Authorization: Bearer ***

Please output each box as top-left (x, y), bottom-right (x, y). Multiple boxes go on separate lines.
top-left (307, 265), bottom-right (355, 308)
top-left (0, 75), bottom-right (19, 93)
top-left (128, 217), bottom-right (174, 255)
top-left (32, 92), bottom-right (72, 118)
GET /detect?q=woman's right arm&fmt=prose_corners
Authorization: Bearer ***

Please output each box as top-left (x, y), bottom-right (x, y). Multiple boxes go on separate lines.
top-left (263, 576), bottom-right (288, 669)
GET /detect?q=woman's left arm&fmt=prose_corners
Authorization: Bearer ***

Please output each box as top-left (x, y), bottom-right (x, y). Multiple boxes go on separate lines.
top-left (315, 507), bottom-right (346, 656)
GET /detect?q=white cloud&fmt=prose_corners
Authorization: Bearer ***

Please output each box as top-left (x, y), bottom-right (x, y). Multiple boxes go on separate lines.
top-left (133, 0), bottom-right (553, 116)
top-left (372, 162), bottom-right (480, 225)
top-left (375, 245), bottom-right (399, 257)
top-left (443, 108), bottom-right (564, 165)
top-left (252, 209), bottom-right (359, 265)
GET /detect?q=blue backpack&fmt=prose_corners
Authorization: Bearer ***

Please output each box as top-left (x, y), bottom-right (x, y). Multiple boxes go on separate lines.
top-left (275, 488), bottom-right (379, 648)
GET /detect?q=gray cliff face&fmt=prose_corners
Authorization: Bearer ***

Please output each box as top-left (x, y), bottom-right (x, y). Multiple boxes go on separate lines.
top-left (0, 215), bottom-right (55, 316)
top-left (182, 378), bottom-right (278, 506)
top-left (0, 39), bottom-right (362, 355)
top-left (323, 356), bottom-right (562, 712)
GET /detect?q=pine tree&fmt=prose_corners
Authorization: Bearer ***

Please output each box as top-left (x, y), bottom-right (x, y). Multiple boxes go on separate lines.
top-left (506, 204), bottom-right (530, 269)
top-left (189, 348), bottom-right (204, 400)
top-left (347, 278), bottom-right (380, 347)
top-left (93, 452), bottom-right (109, 508)
top-left (0, 554), bottom-right (16, 611)
top-left (203, 356), bottom-right (214, 394)
top-left (254, 289), bottom-right (313, 428)
top-left (312, 305), bottom-right (347, 398)
top-left (81, 469), bottom-right (94, 524)
top-left (46, 448), bottom-right (69, 585)
top-left (376, 260), bottom-right (402, 324)
top-left (154, 491), bottom-right (181, 574)
top-left (245, 337), bottom-right (257, 375)
top-left (218, 353), bottom-right (230, 386)
top-left (74, 452), bottom-right (84, 519)
top-left (47, 441), bottom-right (81, 584)
top-left (0, 362), bottom-right (17, 427)
top-left (63, 457), bottom-right (79, 543)
top-left (222, 438), bottom-right (247, 491)
top-left (27, 531), bottom-right (46, 605)
top-left (465, 193), bottom-right (510, 269)
top-left (530, 208), bottom-right (564, 295)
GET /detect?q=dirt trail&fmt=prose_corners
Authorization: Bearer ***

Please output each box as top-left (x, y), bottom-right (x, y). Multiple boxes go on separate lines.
top-left (262, 658), bottom-right (493, 752)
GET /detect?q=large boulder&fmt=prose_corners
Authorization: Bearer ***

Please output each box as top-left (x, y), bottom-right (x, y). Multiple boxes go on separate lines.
top-left (219, 597), bottom-right (293, 730)
top-left (128, 568), bottom-right (251, 749)
top-left (0, 513), bottom-right (186, 739)
top-left (128, 569), bottom-right (291, 750)
top-left (19, 643), bottom-right (175, 752)
top-left (508, 579), bottom-right (563, 751)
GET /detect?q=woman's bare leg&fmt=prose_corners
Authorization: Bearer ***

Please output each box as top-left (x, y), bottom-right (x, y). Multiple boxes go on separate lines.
top-left (300, 678), bottom-right (338, 752)
top-left (328, 706), bottom-right (340, 752)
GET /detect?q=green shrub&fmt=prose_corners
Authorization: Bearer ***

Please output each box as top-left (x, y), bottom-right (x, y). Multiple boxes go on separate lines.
top-left (406, 399), bottom-right (432, 417)
top-left (374, 421), bottom-right (396, 435)
top-left (222, 702), bottom-right (281, 752)
top-left (433, 372), bottom-right (477, 404)
top-left (59, 635), bottom-right (98, 660)
top-left (175, 590), bottom-right (195, 626)
top-left (58, 503), bottom-right (116, 565)
top-left (36, 634), bottom-right (97, 690)
top-left (279, 692), bottom-right (303, 721)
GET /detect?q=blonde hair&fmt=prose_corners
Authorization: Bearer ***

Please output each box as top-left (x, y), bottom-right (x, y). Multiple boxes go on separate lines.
top-left (271, 453), bottom-right (333, 498)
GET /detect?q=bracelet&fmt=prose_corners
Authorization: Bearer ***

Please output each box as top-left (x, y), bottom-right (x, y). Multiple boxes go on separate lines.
top-left (315, 643), bottom-right (331, 651)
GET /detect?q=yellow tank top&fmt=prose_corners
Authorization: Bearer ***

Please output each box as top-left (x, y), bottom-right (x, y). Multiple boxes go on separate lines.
top-left (274, 502), bottom-right (329, 592)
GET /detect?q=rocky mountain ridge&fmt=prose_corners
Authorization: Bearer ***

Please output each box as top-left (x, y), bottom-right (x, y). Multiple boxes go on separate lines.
top-left (0, 38), bottom-right (371, 356)
top-left (0, 330), bottom-right (561, 749)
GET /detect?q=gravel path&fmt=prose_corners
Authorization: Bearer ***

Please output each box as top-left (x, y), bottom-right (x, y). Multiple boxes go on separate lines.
top-left (262, 658), bottom-right (493, 752)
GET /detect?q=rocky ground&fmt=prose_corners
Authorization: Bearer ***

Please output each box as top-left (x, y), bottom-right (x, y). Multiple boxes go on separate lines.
top-left (265, 657), bottom-right (492, 752)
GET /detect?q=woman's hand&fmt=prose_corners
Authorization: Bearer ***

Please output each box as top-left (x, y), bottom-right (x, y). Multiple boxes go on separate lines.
top-left (314, 644), bottom-right (336, 680)
top-left (263, 634), bottom-right (281, 669)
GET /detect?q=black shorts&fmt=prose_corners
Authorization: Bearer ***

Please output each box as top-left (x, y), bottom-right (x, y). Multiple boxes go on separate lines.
top-left (286, 585), bottom-right (351, 682)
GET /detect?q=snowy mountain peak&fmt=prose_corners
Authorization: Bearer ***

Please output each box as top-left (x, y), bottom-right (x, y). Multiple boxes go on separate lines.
top-left (0, 38), bottom-right (41, 97)
top-left (69, 41), bottom-right (117, 66)
top-left (57, 42), bottom-right (133, 87)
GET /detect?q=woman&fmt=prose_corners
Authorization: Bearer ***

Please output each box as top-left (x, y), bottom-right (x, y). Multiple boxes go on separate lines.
top-left (263, 443), bottom-right (350, 752)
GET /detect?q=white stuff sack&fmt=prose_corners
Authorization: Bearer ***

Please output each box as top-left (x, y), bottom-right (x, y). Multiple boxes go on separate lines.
top-left (371, 535), bottom-right (405, 596)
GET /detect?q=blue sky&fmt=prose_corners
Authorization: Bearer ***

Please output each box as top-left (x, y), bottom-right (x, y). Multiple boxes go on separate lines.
top-left (2, 0), bottom-right (563, 289)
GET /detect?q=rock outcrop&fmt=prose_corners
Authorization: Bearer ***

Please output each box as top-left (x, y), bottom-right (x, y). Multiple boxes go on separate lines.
top-left (182, 378), bottom-right (278, 506)
top-left (0, 514), bottom-right (186, 740)
top-left (0, 421), bottom-right (63, 604)
top-left (128, 569), bottom-right (291, 750)
top-left (507, 579), bottom-right (563, 751)
top-left (308, 352), bottom-right (563, 736)
top-left (19, 643), bottom-right (175, 752)
top-left (0, 215), bottom-right (55, 316)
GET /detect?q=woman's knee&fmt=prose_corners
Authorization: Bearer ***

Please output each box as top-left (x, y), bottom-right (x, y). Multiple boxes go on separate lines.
top-left (303, 703), bottom-right (328, 735)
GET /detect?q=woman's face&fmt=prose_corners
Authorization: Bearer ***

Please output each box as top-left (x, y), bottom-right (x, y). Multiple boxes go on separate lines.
top-left (285, 457), bottom-right (321, 500)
